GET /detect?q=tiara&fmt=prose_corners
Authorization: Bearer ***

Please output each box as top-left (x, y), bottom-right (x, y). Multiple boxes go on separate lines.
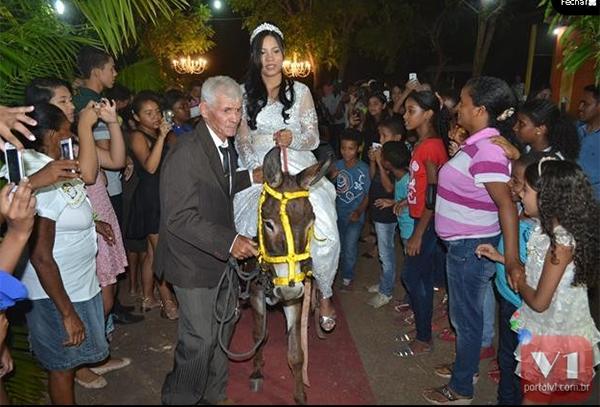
top-left (250, 23), bottom-right (284, 44)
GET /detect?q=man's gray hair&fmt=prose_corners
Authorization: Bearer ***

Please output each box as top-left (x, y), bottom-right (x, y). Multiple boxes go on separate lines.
top-left (201, 76), bottom-right (242, 106)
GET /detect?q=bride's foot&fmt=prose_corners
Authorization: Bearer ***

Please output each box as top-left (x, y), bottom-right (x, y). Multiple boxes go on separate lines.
top-left (319, 297), bottom-right (337, 332)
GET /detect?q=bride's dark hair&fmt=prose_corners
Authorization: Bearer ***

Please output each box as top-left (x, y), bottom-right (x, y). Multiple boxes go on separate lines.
top-left (244, 28), bottom-right (295, 131)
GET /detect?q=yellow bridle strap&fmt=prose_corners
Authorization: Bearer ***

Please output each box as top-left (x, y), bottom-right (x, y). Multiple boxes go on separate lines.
top-left (258, 183), bottom-right (313, 286)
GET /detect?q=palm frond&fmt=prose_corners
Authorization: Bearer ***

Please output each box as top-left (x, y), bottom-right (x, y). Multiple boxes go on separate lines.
top-left (72, 0), bottom-right (189, 56)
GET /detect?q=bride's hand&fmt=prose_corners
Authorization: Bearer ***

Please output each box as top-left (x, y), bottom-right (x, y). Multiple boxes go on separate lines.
top-left (273, 129), bottom-right (293, 148)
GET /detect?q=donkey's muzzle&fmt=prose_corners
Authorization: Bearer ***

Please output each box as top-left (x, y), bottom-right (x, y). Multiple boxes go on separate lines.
top-left (273, 284), bottom-right (304, 301)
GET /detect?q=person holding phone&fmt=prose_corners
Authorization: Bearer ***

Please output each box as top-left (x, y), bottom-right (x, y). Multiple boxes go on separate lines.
top-left (17, 103), bottom-right (109, 405)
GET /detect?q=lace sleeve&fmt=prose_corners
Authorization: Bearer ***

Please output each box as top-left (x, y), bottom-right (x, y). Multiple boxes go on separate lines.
top-left (554, 225), bottom-right (576, 248)
top-left (235, 115), bottom-right (261, 171)
top-left (289, 84), bottom-right (320, 151)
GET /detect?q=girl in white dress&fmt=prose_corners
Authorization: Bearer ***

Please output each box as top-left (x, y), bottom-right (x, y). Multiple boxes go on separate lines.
top-left (234, 22), bottom-right (340, 332)
top-left (509, 159), bottom-right (600, 404)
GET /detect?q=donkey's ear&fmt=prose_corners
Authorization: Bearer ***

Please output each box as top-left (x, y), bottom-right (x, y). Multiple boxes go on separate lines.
top-left (297, 156), bottom-right (333, 189)
top-left (263, 146), bottom-right (283, 188)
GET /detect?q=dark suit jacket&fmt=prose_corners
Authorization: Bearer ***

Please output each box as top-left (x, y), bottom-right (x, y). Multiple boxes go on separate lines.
top-left (154, 120), bottom-right (251, 288)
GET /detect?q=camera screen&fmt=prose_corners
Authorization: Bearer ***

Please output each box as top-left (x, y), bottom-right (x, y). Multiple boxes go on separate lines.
top-left (61, 139), bottom-right (73, 160)
top-left (6, 148), bottom-right (22, 184)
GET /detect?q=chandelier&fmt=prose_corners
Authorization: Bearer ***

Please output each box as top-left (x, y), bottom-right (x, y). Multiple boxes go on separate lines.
top-left (171, 56), bottom-right (208, 75)
top-left (282, 52), bottom-right (311, 78)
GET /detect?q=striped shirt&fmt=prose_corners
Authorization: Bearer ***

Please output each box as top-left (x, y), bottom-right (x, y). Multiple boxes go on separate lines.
top-left (435, 127), bottom-right (511, 240)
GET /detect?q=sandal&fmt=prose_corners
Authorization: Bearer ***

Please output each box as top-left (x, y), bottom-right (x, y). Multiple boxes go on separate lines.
top-left (422, 385), bottom-right (473, 405)
top-left (161, 299), bottom-right (179, 320)
top-left (140, 297), bottom-right (161, 312)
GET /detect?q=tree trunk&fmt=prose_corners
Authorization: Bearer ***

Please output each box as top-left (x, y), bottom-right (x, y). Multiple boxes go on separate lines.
top-left (472, 1), bottom-right (504, 76)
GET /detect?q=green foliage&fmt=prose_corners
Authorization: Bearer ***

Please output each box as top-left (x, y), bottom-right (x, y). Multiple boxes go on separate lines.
top-left (540, 0), bottom-right (600, 84)
top-left (0, 0), bottom-right (193, 106)
top-left (0, 0), bottom-right (98, 105)
top-left (117, 57), bottom-right (166, 93)
top-left (72, 0), bottom-right (189, 56)
top-left (4, 325), bottom-right (47, 405)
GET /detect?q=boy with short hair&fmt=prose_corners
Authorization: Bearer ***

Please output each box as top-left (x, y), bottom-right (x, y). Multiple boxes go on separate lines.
top-left (330, 129), bottom-right (371, 291)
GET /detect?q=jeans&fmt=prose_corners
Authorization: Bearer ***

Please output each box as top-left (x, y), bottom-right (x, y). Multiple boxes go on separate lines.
top-left (482, 284), bottom-right (496, 348)
top-left (497, 293), bottom-right (522, 405)
top-left (402, 219), bottom-right (439, 342)
top-left (374, 221), bottom-right (398, 297)
top-left (445, 235), bottom-right (500, 397)
top-left (337, 217), bottom-right (365, 281)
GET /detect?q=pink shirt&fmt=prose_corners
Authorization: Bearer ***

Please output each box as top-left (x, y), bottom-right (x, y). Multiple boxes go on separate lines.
top-left (435, 127), bottom-right (511, 240)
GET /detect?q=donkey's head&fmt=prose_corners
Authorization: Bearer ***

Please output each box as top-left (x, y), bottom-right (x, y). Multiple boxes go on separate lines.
top-left (258, 147), bottom-right (332, 301)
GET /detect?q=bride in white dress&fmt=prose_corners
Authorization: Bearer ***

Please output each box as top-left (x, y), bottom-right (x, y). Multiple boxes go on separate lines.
top-left (233, 23), bottom-right (340, 332)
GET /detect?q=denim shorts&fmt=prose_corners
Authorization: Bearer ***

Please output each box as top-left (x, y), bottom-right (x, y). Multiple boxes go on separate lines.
top-left (26, 293), bottom-right (109, 371)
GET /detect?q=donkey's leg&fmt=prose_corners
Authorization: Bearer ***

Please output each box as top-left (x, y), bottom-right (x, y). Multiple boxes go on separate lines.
top-left (249, 280), bottom-right (266, 392)
top-left (284, 301), bottom-right (306, 405)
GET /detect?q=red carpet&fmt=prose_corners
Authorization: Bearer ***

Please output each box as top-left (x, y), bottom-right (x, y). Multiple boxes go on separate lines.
top-left (227, 297), bottom-right (376, 405)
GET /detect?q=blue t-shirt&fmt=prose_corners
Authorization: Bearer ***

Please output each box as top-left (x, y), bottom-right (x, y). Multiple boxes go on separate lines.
top-left (394, 173), bottom-right (414, 239)
top-left (335, 159), bottom-right (371, 223)
top-left (172, 123), bottom-right (194, 137)
top-left (577, 123), bottom-right (600, 199)
top-left (494, 218), bottom-right (535, 308)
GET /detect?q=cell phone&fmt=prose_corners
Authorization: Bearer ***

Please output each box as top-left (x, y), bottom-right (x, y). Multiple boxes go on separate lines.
top-left (163, 109), bottom-right (175, 126)
top-left (409, 72), bottom-right (417, 81)
top-left (60, 138), bottom-right (74, 160)
top-left (4, 142), bottom-right (24, 184)
top-left (371, 142), bottom-right (383, 149)
top-left (190, 105), bottom-right (200, 118)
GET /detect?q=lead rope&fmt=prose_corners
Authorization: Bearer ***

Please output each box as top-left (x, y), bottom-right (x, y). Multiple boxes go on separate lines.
top-left (281, 144), bottom-right (311, 388)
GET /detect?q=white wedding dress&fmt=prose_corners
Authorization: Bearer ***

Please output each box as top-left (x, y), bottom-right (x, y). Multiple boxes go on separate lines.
top-left (233, 81), bottom-right (340, 298)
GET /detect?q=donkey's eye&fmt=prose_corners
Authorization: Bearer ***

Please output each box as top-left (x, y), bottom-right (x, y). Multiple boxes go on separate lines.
top-left (264, 219), bottom-right (276, 232)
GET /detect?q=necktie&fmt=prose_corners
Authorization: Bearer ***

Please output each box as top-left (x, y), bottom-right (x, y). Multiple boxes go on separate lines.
top-left (218, 146), bottom-right (230, 178)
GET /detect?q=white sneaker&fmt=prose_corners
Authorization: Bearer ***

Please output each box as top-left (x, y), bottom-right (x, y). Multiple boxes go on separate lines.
top-left (367, 293), bottom-right (392, 308)
top-left (366, 284), bottom-right (380, 293)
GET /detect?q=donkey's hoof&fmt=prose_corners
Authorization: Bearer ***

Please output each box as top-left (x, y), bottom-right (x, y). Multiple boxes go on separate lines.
top-left (249, 377), bottom-right (263, 392)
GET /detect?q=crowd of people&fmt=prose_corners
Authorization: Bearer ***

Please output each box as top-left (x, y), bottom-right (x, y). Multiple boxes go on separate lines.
top-left (0, 21), bottom-right (599, 406)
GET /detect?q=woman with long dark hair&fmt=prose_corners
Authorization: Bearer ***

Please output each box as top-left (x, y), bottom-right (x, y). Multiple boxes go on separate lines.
top-left (234, 22), bottom-right (340, 332)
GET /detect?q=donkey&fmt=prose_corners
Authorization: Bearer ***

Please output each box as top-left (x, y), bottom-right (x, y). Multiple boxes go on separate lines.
top-left (245, 146), bottom-right (332, 405)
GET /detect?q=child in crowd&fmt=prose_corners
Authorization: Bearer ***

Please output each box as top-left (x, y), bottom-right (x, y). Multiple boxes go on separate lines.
top-left (480, 159), bottom-right (600, 404)
top-left (513, 98), bottom-right (580, 160)
top-left (366, 116), bottom-right (405, 308)
top-left (373, 141), bottom-right (413, 309)
top-left (472, 153), bottom-right (540, 404)
top-left (400, 90), bottom-right (449, 356)
top-left (330, 129), bottom-right (371, 291)
top-left (376, 141), bottom-right (413, 254)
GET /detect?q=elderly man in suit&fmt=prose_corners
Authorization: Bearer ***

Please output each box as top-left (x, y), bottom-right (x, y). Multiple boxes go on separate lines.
top-left (156, 76), bottom-right (261, 405)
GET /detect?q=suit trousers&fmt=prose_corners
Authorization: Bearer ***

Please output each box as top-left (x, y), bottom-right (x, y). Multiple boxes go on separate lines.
top-left (161, 278), bottom-right (237, 405)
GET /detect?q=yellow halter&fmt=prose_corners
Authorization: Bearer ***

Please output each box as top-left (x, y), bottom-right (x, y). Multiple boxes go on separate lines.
top-left (257, 182), bottom-right (314, 287)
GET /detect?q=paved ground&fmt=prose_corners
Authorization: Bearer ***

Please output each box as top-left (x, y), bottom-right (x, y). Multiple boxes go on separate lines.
top-left (73, 238), bottom-right (600, 405)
